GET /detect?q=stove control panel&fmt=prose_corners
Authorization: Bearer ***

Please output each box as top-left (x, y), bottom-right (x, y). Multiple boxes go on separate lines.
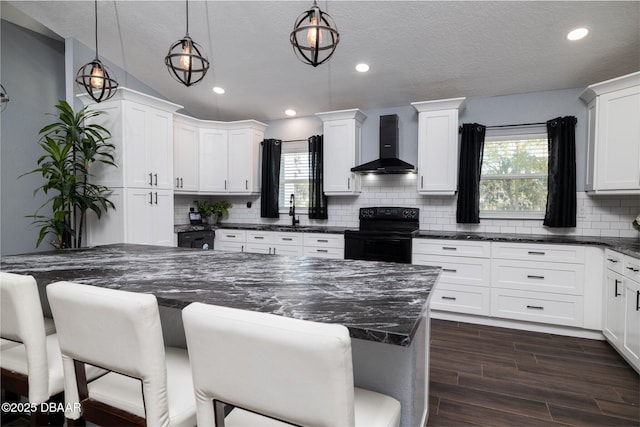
top-left (359, 207), bottom-right (419, 221)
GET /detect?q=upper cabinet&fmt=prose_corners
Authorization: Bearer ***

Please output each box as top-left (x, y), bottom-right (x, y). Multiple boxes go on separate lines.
top-left (412, 97), bottom-right (466, 196)
top-left (173, 118), bottom-right (267, 195)
top-left (316, 109), bottom-right (367, 196)
top-left (79, 87), bottom-right (182, 191)
top-left (580, 72), bottom-right (640, 195)
top-left (174, 114), bottom-right (200, 193)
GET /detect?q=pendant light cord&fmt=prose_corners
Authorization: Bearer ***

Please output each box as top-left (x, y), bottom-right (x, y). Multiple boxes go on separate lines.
top-left (185, 0), bottom-right (189, 36)
top-left (94, 0), bottom-right (99, 57)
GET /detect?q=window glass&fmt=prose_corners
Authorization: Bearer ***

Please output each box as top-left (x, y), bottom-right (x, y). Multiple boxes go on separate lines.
top-left (279, 141), bottom-right (310, 213)
top-left (480, 132), bottom-right (548, 217)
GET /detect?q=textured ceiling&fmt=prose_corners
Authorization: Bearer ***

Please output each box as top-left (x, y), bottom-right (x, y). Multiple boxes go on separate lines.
top-left (4, 1), bottom-right (640, 122)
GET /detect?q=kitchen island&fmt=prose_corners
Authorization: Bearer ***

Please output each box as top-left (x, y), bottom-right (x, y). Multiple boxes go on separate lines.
top-left (1, 244), bottom-right (439, 427)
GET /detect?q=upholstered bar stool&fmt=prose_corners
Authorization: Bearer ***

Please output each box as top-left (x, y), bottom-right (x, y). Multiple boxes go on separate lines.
top-left (0, 272), bottom-right (100, 425)
top-left (46, 281), bottom-right (197, 427)
top-left (182, 302), bottom-right (402, 427)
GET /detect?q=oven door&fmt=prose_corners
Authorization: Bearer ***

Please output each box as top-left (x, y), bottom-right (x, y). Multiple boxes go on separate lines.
top-left (344, 233), bottom-right (412, 264)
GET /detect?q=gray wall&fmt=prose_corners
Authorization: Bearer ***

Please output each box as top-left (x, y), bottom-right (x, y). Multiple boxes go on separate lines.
top-left (1, 19), bottom-right (65, 256)
top-left (265, 88), bottom-right (588, 191)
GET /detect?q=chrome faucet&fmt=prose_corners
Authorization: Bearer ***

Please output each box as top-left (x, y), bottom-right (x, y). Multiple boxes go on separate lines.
top-left (289, 194), bottom-right (299, 227)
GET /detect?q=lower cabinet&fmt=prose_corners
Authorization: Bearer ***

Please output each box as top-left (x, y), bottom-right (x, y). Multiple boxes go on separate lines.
top-left (245, 231), bottom-right (304, 256)
top-left (87, 188), bottom-right (174, 247)
top-left (214, 229), bottom-right (246, 252)
top-left (603, 250), bottom-right (640, 373)
top-left (303, 233), bottom-right (345, 259)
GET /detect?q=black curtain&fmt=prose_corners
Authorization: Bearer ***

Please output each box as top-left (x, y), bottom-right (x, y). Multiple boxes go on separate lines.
top-left (456, 123), bottom-right (486, 223)
top-left (308, 135), bottom-right (328, 219)
top-left (260, 139), bottom-right (281, 218)
top-left (544, 116), bottom-right (577, 227)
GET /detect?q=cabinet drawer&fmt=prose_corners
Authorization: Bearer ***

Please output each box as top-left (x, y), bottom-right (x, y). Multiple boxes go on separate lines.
top-left (492, 242), bottom-right (585, 263)
top-left (624, 256), bottom-right (640, 282)
top-left (413, 254), bottom-right (490, 287)
top-left (430, 283), bottom-right (490, 316)
top-left (605, 249), bottom-right (625, 274)
top-left (303, 246), bottom-right (344, 259)
top-left (413, 239), bottom-right (491, 258)
top-left (491, 289), bottom-right (583, 327)
top-left (272, 232), bottom-right (303, 246)
top-left (216, 229), bottom-right (246, 242)
top-left (303, 233), bottom-right (344, 249)
top-left (491, 259), bottom-right (584, 295)
top-left (272, 245), bottom-right (303, 256)
top-left (246, 231), bottom-right (274, 244)
top-left (214, 241), bottom-right (244, 252)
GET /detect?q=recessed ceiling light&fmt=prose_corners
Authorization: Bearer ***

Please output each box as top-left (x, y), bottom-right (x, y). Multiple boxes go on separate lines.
top-left (285, 109), bottom-right (297, 117)
top-left (212, 86), bottom-right (225, 94)
top-left (355, 63), bottom-right (370, 73)
top-left (567, 27), bottom-right (589, 41)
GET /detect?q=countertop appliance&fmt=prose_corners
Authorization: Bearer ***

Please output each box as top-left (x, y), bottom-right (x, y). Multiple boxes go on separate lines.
top-left (178, 230), bottom-right (214, 250)
top-left (344, 207), bottom-right (419, 263)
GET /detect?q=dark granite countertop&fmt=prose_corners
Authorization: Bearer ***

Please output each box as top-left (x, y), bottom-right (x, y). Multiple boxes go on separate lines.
top-left (415, 231), bottom-right (640, 259)
top-left (0, 244), bottom-right (438, 346)
top-left (175, 223), bottom-right (348, 234)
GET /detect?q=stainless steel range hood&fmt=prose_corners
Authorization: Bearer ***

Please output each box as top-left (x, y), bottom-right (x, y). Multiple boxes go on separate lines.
top-left (351, 114), bottom-right (416, 174)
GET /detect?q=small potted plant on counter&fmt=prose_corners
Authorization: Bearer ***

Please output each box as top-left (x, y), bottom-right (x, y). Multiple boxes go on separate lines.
top-left (212, 200), bottom-right (232, 224)
top-left (194, 200), bottom-right (215, 224)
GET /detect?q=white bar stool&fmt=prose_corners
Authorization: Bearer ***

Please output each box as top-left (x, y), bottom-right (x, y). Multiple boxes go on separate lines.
top-left (46, 281), bottom-right (197, 427)
top-left (182, 302), bottom-right (401, 427)
top-left (0, 272), bottom-right (101, 425)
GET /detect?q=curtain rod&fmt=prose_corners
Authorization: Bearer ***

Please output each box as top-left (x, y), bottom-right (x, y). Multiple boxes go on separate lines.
top-left (283, 139), bottom-right (308, 143)
top-left (459, 122), bottom-right (547, 133)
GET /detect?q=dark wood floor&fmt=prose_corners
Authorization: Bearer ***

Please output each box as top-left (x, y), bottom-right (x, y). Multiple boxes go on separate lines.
top-left (428, 319), bottom-right (640, 426)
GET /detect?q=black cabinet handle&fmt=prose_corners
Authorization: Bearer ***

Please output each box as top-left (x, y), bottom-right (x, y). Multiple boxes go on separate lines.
top-left (442, 268), bottom-right (457, 273)
top-left (224, 180), bottom-right (227, 190)
top-left (176, 177), bottom-right (180, 188)
top-left (148, 192), bottom-right (153, 205)
top-left (527, 275), bottom-right (545, 280)
top-left (441, 296), bottom-right (456, 301)
top-left (149, 173), bottom-right (153, 186)
top-left (154, 173), bottom-right (158, 186)
top-left (636, 290), bottom-right (639, 311)
top-left (626, 266), bottom-right (639, 273)
top-left (317, 249), bottom-right (328, 253)
top-left (606, 258), bottom-right (619, 263)
top-left (614, 279), bottom-right (621, 297)
top-left (442, 246), bottom-right (457, 251)
top-left (421, 176), bottom-right (424, 189)
top-left (245, 180), bottom-right (248, 190)
top-left (154, 192), bottom-right (158, 205)
top-left (528, 251), bottom-right (546, 255)
top-left (317, 239), bottom-right (328, 243)
top-left (526, 305), bottom-right (544, 310)
top-left (282, 238), bottom-right (293, 241)
top-left (347, 177), bottom-right (350, 190)
top-left (254, 236), bottom-right (264, 240)
top-left (180, 178), bottom-right (183, 188)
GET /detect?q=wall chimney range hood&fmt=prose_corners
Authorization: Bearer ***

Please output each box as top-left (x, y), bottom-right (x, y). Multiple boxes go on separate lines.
top-left (351, 114), bottom-right (416, 174)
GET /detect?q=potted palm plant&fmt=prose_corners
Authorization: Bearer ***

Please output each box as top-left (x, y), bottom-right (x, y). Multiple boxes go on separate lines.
top-left (24, 100), bottom-right (116, 249)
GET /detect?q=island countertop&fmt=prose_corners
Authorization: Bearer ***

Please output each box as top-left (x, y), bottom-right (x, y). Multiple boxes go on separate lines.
top-left (0, 244), bottom-right (439, 347)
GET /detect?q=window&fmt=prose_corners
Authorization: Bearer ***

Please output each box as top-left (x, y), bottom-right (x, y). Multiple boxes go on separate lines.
top-left (479, 132), bottom-right (548, 218)
top-left (279, 141), bottom-right (310, 214)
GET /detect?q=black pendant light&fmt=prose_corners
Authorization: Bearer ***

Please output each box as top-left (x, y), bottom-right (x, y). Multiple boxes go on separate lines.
top-left (165, 0), bottom-right (210, 87)
top-left (0, 84), bottom-right (9, 112)
top-left (290, 0), bottom-right (340, 67)
top-left (75, 0), bottom-right (118, 103)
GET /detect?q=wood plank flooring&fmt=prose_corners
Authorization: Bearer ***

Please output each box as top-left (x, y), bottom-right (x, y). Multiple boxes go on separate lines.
top-left (428, 319), bottom-right (640, 426)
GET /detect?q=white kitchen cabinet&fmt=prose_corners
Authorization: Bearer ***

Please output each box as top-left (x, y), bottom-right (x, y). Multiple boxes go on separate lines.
top-left (413, 239), bottom-right (491, 315)
top-left (603, 250), bottom-right (640, 373)
top-left (79, 88), bottom-right (182, 247)
top-left (199, 125), bottom-right (228, 193)
top-left (580, 72), bottom-right (640, 195)
top-left (214, 229), bottom-right (246, 252)
top-left (245, 231), bottom-right (304, 256)
top-left (173, 115), bottom-right (200, 192)
top-left (316, 109), bottom-right (367, 195)
top-left (411, 98), bottom-right (466, 195)
top-left (303, 233), bottom-right (345, 259)
top-left (199, 121), bottom-right (266, 195)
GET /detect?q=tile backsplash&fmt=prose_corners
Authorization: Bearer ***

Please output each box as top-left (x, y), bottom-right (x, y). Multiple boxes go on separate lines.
top-left (175, 175), bottom-right (640, 238)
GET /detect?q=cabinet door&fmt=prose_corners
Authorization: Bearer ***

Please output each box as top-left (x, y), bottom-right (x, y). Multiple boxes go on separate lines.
top-left (200, 128), bottom-right (228, 193)
top-left (595, 85), bottom-right (640, 192)
top-left (174, 122), bottom-right (199, 192)
top-left (227, 129), bottom-right (254, 193)
top-left (147, 108), bottom-right (174, 190)
top-left (150, 190), bottom-right (174, 246)
top-left (123, 103), bottom-right (150, 188)
top-left (323, 119), bottom-right (360, 194)
top-left (125, 189), bottom-right (152, 244)
top-left (603, 269), bottom-right (625, 344)
top-left (417, 109), bottom-right (458, 195)
top-left (622, 279), bottom-right (640, 369)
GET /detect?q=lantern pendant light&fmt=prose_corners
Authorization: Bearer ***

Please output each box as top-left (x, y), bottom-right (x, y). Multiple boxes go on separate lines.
top-left (165, 0), bottom-right (210, 87)
top-left (290, 0), bottom-right (340, 67)
top-left (75, 0), bottom-right (118, 103)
